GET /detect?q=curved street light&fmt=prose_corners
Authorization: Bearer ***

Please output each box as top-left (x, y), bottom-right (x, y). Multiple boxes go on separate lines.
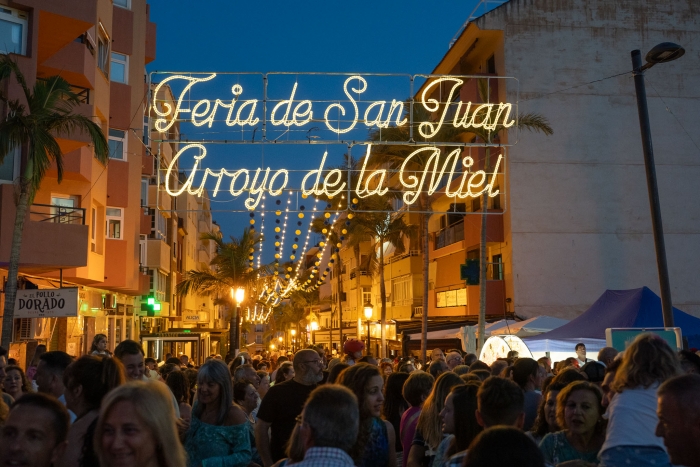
top-left (631, 42), bottom-right (685, 327)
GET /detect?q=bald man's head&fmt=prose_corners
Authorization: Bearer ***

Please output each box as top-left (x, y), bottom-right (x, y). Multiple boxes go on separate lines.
top-left (294, 349), bottom-right (324, 384)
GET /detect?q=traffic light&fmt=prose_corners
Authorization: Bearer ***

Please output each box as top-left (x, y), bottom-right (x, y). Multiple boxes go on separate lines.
top-left (141, 296), bottom-right (161, 317)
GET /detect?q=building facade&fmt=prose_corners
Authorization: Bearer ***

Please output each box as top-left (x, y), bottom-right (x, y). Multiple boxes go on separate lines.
top-left (428, 0), bottom-right (700, 320)
top-left (0, 0), bottom-right (222, 364)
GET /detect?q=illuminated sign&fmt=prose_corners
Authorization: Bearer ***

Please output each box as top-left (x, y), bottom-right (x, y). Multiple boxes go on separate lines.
top-left (149, 72), bottom-right (516, 213)
top-left (15, 288), bottom-right (79, 318)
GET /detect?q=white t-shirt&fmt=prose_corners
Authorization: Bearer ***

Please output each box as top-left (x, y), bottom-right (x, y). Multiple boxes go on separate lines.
top-left (601, 383), bottom-right (665, 453)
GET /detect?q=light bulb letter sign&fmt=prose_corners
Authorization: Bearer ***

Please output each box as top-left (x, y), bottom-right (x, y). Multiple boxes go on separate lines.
top-left (152, 72), bottom-right (514, 211)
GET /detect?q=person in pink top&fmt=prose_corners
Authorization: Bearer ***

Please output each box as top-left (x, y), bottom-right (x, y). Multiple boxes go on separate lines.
top-left (399, 372), bottom-right (434, 467)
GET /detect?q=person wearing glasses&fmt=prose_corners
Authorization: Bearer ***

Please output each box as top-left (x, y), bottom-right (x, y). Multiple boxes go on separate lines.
top-left (256, 349), bottom-right (324, 467)
top-left (445, 350), bottom-right (464, 370)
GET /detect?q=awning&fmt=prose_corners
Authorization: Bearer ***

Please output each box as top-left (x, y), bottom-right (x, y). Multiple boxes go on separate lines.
top-left (25, 277), bottom-right (61, 289)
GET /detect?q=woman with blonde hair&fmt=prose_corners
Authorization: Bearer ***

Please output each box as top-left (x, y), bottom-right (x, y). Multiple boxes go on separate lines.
top-left (406, 372), bottom-right (464, 467)
top-left (94, 380), bottom-right (187, 467)
top-left (2, 365), bottom-right (32, 401)
top-left (599, 333), bottom-right (681, 467)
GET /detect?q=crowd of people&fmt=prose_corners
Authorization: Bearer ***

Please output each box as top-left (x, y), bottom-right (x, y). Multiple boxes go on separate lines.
top-left (0, 333), bottom-right (699, 467)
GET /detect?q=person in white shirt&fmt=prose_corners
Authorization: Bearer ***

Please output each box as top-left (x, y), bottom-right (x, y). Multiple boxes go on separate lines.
top-left (599, 333), bottom-right (681, 467)
top-left (574, 343), bottom-right (593, 368)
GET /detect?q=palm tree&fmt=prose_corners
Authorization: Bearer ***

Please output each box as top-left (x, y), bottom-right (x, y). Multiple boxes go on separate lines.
top-left (469, 78), bottom-right (552, 354)
top-left (346, 196), bottom-right (417, 358)
top-left (176, 228), bottom-right (264, 354)
top-left (369, 77), bottom-right (552, 360)
top-left (0, 57), bottom-right (109, 348)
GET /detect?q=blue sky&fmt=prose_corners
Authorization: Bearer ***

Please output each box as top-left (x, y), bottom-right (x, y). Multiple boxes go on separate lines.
top-left (147, 0), bottom-right (480, 262)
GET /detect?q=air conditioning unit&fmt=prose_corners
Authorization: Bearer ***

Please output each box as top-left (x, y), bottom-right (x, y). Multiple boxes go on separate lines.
top-left (16, 318), bottom-right (51, 340)
top-left (103, 293), bottom-right (117, 309)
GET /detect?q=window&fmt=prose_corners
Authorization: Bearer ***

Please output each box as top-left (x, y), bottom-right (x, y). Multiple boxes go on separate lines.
top-left (113, 0), bottom-right (131, 9)
top-left (255, 324), bottom-right (263, 332)
top-left (0, 146), bottom-right (20, 182)
top-left (362, 287), bottom-right (372, 306)
top-left (50, 195), bottom-right (79, 224)
top-left (143, 116), bottom-right (149, 145)
top-left (0, 7), bottom-right (27, 55)
top-left (139, 235), bottom-right (146, 266)
top-left (141, 178), bottom-right (148, 206)
top-left (255, 335), bottom-right (263, 344)
top-left (91, 208), bottom-right (97, 252)
top-left (492, 254), bottom-right (503, 280)
top-left (392, 276), bottom-right (411, 305)
top-left (110, 52), bottom-right (128, 83)
top-left (106, 207), bottom-right (123, 239)
top-left (97, 24), bottom-right (110, 76)
top-left (108, 129), bottom-right (127, 160)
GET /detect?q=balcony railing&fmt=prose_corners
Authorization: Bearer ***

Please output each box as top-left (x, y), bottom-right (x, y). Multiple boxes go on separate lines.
top-left (435, 220), bottom-right (464, 249)
top-left (413, 306), bottom-right (423, 318)
top-left (29, 203), bottom-right (85, 225)
top-left (37, 78), bottom-right (90, 104)
top-left (387, 250), bottom-right (421, 264)
top-left (350, 269), bottom-right (370, 280)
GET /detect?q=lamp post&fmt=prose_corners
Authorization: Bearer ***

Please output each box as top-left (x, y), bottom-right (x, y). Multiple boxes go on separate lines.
top-left (364, 301), bottom-right (373, 356)
top-left (631, 42), bottom-right (685, 327)
top-left (291, 328), bottom-right (297, 353)
top-left (230, 287), bottom-right (245, 355)
top-left (278, 335), bottom-right (283, 351)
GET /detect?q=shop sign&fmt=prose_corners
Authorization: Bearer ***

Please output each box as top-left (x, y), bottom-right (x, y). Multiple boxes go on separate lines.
top-left (15, 288), bottom-right (79, 318)
top-left (183, 311), bottom-right (209, 323)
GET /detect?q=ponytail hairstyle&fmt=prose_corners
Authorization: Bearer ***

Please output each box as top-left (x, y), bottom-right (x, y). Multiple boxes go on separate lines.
top-left (64, 355), bottom-right (125, 410)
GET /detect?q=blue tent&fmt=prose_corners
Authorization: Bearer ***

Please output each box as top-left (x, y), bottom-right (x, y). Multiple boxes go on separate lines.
top-left (524, 287), bottom-right (700, 351)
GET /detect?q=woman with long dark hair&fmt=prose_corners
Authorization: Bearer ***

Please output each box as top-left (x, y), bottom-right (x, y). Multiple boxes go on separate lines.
top-left (58, 355), bottom-right (125, 467)
top-left (338, 363), bottom-right (397, 467)
top-left (434, 383), bottom-right (482, 467)
top-left (383, 372), bottom-right (410, 465)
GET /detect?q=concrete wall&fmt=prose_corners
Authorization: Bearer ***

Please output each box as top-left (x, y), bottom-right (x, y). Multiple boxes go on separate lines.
top-left (475, 0), bottom-right (700, 317)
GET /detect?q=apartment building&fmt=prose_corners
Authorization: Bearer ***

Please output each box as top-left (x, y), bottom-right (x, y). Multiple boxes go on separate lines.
top-left (0, 0), bottom-right (156, 360)
top-left (141, 82), bottom-right (224, 359)
top-left (427, 0), bottom-right (700, 320)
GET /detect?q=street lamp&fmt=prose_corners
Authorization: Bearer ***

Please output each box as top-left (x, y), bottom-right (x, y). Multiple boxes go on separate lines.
top-left (291, 328), bottom-right (297, 353)
top-left (631, 42), bottom-right (685, 327)
top-left (364, 301), bottom-right (373, 355)
top-left (230, 287), bottom-right (245, 355)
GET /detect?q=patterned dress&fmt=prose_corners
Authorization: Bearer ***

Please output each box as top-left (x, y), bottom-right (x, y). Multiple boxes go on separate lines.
top-left (184, 405), bottom-right (252, 467)
top-left (539, 431), bottom-right (599, 466)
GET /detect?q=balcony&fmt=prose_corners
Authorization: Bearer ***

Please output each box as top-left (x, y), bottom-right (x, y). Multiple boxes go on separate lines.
top-left (138, 268), bottom-right (150, 295)
top-left (36, 4), bottom-right (96, 65)
top-left (39, 40), bottom-right (95, 90)
top-left (0, 198), bottom-right (89, 272)
top-left (149, 185), bottom-right (172, 215)
top-left (145, 239), bottom-right (171, 273)
top-left (434, 213), bottom-right (504, 251)
top-left (435, 221), bottom-right (464, 250)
